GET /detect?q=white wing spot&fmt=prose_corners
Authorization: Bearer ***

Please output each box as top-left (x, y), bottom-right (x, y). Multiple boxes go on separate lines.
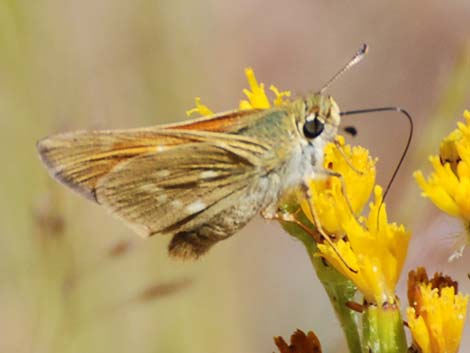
top-left (157, 194), bottom-right (168, 203)
top-left (171, 200), bottom-right (183, 209)
top-left (186, 200), bottom-right (206, 214)
top-left (156, 145), bottom-right (166, 152)
top-left (156, 170), bottom-right (170, 177)
top-left (200, 170), bottom-right (219, 179)
top-left (127, 222), bottom-right (151, 238)
top-left (140, 184), bottom-right (160, 192)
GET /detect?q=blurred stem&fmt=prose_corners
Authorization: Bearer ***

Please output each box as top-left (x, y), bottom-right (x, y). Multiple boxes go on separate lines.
top-left (280, 201), bottom-right (361, 353)
top-left (362, 303), bottom-right (407, 353)
top-left (432, 43), bottom-right (470, 124)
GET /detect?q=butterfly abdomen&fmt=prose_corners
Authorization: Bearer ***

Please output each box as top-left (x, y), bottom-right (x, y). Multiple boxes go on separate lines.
top-left (168, 176), bottom-right (274, 259)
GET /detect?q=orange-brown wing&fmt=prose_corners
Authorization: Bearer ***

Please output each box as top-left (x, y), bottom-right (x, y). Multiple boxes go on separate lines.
top-left (36, 129), bottom-right (198, 201)
top-left (37, 127), bottom-right (273, 239)
top-left (160, 108), bottom-right (264, 133)
top-left (36, 109), bottom-right (273, 202)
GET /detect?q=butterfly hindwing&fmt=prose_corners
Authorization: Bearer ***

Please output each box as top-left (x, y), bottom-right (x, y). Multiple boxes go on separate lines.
top-left (95, 141), bottom-right (265, 237)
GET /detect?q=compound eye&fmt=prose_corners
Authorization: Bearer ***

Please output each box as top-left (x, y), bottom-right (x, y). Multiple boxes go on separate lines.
top-left (303, 115), bottom-right (325, 139)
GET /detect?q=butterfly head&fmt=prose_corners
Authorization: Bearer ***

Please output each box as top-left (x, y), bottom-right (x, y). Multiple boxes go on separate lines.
top-left (299, 93), bottom-right (340, 144)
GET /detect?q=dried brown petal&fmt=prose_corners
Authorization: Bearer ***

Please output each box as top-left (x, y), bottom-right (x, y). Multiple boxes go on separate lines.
top-left (430, 271), bottom-right (458, 294)
top-left (407, 267), bottom-right (428, 306)
top-left (274, 329), bottom-right (322, 353)
top-left (407, 267), bottom-right (459, 311)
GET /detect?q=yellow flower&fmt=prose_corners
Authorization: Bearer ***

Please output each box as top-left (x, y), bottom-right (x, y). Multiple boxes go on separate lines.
top-left (300, 135), bottom-right (376, 235)
top-left (315, 186), bottom-right (411, 305)
top-left (298, 127), bottom-right (407, 305)
top-left (187, 67), bottom-right (291, 116)
top-left (406, 267), bottom-right (468, 353)
top-left (414, 110), bottom-right (470, 258)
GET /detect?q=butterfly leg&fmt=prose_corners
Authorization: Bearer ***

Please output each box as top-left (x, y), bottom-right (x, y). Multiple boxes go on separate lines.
top-left (267, 209), bottom-right (323, 243)
top-left (300, 180), bottom-right (358, 273)
top-left (260, 202), bottom-right (280, 220)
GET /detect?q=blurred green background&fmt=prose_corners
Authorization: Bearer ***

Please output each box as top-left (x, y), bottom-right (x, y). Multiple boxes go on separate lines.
top-left (1, 1), bottom-right (470, 352)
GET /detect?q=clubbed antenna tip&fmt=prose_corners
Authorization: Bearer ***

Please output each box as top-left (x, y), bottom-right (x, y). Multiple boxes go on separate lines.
top-left (320, 43), bottom-right (369, 93)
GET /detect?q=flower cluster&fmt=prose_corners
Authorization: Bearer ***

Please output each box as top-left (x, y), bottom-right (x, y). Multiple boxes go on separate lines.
top-left (186, 67), bottom-right (290, 117)
top-left (299, 120), bottom-right (410, 306)
top-left (407, 268), bottom-right (468, 353)
top-left (188, 69), bottom-right (469, 353)
top-left (414, 110), bottom-right (470, 259)
top-left (300, 135), bottom-right (376, 235)
top-left (313, 186), bottom-right (410, 305)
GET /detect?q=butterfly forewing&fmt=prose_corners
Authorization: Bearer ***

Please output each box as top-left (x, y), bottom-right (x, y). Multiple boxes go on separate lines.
top-left (37, 112), bottom-right (281, 235)
top-left (36, 129), bottom-right (198, 201)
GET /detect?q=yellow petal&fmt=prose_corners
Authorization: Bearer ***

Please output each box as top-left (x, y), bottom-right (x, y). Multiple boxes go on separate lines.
top-left (186, 97), bottom-right (214, 117)
top-left (413, 170), bottom-right (461, 217)
top-left (240, 67), bottom-right (271, 109)
top-left (269, 85), bottom-right (291, 106)
top-left (407, 269), bottom-right (468, 353)
top-left (302, 136), bottom-right (376, 235)
top-left (316, 186), bottom-right (410, 304)
top-left (415, 110), bottom-right (470, 230)
top-left (407, 308), bottom-right (432, 353)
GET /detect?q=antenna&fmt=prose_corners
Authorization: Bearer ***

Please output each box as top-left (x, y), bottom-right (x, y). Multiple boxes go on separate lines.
top-left (320, 43), bottom-right (369, 93)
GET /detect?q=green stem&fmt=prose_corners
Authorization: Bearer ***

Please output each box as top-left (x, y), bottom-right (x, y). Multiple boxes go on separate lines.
top-left (280, 203), bottom-right (362, 353)
top-left (362, 303), bottom-right (407, 353)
